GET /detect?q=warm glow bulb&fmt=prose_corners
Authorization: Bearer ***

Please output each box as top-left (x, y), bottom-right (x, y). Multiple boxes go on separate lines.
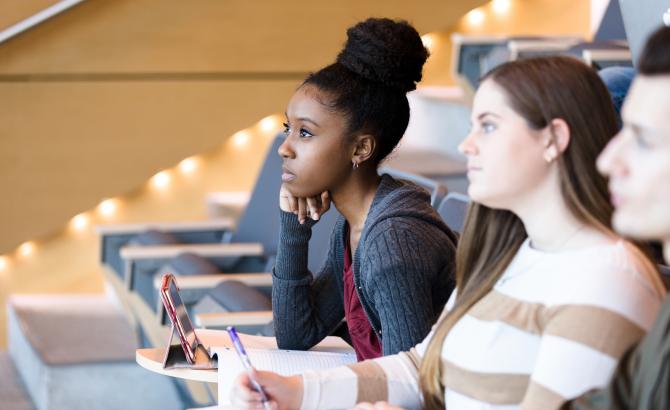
top-left (492, 0), bottom-right (511, 14)
top-left (98, 198), bottom-right (118, 217)
top-left (0, 256), bottom-right (9, 272)
top-left (232, 131), bottom-right (250, 148)
top-left (179, 157), bottom-right (199, 174)
top-left (421, 34), bottom-right (434, 52)
top-left (259, 116), bottom-right (281, 133)
top-left (18, 242), bottom-right (35, 258)
top-left (71, 213), bottom-right (89, 231)
top-left (152, 171), bottom-right (171, 189)
top-left (467, 8), bottom-right (486, 26)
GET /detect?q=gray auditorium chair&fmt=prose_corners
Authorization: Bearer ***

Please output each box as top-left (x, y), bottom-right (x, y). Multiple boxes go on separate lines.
top-left (436, 192), bottom-right (470, 234)
top-left (450, 34), bottom-right (583, 95)
top-left (379, 167), bottom-right (448, 209)
top-left (507, 36), bottom-right (583, 60)
top-left (114, 135), bottom-right (287, 312)
top-left (188, 174), bottom-right (450, 333)
top-left (618, 0), bottom-right (670, 65)
top-left (180, 207), bottom-right (340, 334)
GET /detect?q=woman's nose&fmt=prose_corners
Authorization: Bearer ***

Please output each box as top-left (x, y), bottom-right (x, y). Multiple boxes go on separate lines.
top-left (277, 136), bottom-right (294, 159)
top-left (597, 131), bottom-right (627, 178)
top-left (458, 131), bottom-right (478, 156)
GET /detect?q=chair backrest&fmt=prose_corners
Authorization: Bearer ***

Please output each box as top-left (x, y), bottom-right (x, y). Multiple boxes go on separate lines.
top-left (436, 192), bottom-right (470, 234)
top-left (230, 134), bottom-right (285, 254)
top-left (450, 33), bottom-right (510, 94)
top-left (618, 0), bottom-right (669, 65)
top-left (379, 167), bottom-right (448, 209)
top-left (507, 37), bottom-right (583, 60)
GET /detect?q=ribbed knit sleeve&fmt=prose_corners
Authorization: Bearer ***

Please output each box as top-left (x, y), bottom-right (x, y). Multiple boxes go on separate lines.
top-left (274, 210), bottom-right (315, 280)
top-left (362, 219), bottom-right (456, 355)
top-left (272, 210), bottom-right (345, 350)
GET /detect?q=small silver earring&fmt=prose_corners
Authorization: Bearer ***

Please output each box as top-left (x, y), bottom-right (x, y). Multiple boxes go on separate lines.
top-left (352, 161), bottom-right (359, 170)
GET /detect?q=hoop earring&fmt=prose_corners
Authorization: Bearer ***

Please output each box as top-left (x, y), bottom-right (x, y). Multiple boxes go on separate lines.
top-left (352, 161), bottom-right (359, 170)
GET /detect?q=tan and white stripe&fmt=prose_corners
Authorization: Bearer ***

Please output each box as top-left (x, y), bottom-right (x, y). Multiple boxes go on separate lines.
top-left (300, 239), bottom-right (665, 410)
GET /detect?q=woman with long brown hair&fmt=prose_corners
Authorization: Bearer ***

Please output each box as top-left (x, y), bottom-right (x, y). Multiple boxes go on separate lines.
top-left (230, 56), bottom-right (666, 410)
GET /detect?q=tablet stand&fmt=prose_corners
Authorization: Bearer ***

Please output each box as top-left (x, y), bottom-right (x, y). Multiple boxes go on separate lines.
top-left (162, 324), bottom-right (217, 370)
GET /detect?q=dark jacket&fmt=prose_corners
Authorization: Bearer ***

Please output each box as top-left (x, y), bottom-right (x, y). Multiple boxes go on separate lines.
top-left (565, 293), bottom-right (670, 409)
top-left (272, 174), bottom-right (458, 355)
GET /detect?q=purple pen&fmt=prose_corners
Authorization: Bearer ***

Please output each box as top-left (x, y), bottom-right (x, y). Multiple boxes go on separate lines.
top-left (227, 326), bottom-right (272, 410)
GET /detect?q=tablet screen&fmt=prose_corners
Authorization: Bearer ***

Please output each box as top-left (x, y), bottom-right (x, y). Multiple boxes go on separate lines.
top-left (166, 277), bottom-right (198, 356)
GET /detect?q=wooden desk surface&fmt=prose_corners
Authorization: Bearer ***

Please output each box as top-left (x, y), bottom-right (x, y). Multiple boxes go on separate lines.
top-left (136, 329), bottom-right (353, 384)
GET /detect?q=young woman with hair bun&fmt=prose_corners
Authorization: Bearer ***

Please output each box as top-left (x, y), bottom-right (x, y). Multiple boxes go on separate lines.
top-left (272, 17), bottom-right (458, 361)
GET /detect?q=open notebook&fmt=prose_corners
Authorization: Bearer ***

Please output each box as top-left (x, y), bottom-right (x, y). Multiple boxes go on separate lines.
top-left (208, 331), bottom-right (356, 405)
top-left (214, 347), bottom-right (356, 375)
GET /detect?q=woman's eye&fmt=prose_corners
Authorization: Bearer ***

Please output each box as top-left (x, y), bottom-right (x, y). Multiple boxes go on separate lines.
top-left (282, 122), bottom-right (291, 135)
top-left (299, 128), bottom-right (314, 138)
top-left (482, 122), bottom-right (496, 134)
top-left (633, 131), bottom-right (652, 149)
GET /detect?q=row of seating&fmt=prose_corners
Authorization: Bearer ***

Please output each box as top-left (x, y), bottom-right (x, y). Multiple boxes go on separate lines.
top-left (452, 34), bottom-right (633, 95)
top-left (5, 132), bottom-right (469, 409)
top-left (98, 133), bottom-right (471, 406)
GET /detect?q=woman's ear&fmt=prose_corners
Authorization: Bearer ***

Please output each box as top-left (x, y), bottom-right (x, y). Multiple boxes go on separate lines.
top-left (352, 134), bottom-right (377, 165)
top-left (543, 118), bottom-right (571, 163)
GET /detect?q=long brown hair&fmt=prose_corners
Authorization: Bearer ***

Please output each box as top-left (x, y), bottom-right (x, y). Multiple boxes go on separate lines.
top-left (419, 56), bottom-right (619, 409)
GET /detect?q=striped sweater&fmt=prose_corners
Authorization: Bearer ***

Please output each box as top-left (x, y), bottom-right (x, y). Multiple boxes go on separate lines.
top-left (300, 239), bottom-right (666, 410)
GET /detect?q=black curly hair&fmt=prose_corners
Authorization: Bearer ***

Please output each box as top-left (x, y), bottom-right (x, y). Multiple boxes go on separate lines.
top-left (302, 17), bottom-right (429, 165)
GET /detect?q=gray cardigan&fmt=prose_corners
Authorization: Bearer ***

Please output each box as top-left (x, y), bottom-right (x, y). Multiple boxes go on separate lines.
top-left (272, 174), bottom-right (457, 355)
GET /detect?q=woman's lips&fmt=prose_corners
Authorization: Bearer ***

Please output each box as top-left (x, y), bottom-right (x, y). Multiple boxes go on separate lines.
top-left (282, 167), bottom-right (296, 182)
top-left (466, 165), bottom-right (481, 178)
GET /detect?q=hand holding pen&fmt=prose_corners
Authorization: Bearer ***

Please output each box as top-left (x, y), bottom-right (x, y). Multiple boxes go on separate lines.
top-left (228, 326), bottom-right (304, 410)
top-left (227, 326), bottom-right (273, 410)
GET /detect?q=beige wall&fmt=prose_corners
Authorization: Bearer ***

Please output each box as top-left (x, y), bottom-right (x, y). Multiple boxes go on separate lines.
top-left (0, 0), bottom-right (62, 30)
top-left (0, 0), bottom-right (484, 254)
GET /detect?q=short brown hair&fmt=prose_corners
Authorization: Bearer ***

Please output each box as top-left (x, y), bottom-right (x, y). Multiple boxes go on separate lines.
top-left (639, 26), bottom-right (670, 75)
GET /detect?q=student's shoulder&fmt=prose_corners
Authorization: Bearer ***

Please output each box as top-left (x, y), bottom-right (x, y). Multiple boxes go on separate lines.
top-left (579, 240), bottom-right (661, 291)
top-left (551, 240), bottom-right (664, 324)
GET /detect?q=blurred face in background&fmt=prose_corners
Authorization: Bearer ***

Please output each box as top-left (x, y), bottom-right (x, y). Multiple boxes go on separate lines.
top-left (597, 75), bottom-right (670, 243)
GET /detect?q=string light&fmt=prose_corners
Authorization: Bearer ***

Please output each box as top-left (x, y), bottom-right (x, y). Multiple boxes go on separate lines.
top-left (259, 116), bottom-right (281, 133)
top-left (492, 0), bottom-right (511, 14)
top-left (232, 131), bottom-right (250, 148)
top-left (0, 256), bottom-right (9, 272)
top-left (98, 198), bottom-right (118, 217)
top-left (421, 34), bottom-right (435, 52)
top-left (179, 157), bottom-right (199, 175)
top-left (70, 213), bottom-right (90, 232)
top-left (151, 171), bottom-right (171, 189)
top-left (467, 8), bottom-right (486, 26)
top-left (18, 242), bottom-right (35, 258)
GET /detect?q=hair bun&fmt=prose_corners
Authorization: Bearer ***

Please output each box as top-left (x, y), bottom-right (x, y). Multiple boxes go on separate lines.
top-left (336, 18), bottom-right (429, 93)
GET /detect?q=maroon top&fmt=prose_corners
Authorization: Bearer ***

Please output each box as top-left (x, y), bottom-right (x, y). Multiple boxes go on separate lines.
top-left (343, 233), bottom-right (382, 361)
